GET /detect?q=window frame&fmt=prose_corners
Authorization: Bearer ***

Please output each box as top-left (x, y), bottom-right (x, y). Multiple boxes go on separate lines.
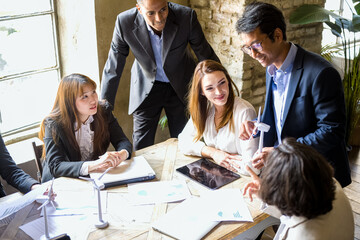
top-left (0, 0), bottom-right (61, 139)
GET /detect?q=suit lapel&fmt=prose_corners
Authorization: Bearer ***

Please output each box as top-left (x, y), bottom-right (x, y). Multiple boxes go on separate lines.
top-left (162, 8), bottom-right (178, 64)
top-left (132, 13), bottom-right (155, 62)
top-left (263, 72), bottom-right (274, 122)
top-left (282, 46), bottom-right (304, 129)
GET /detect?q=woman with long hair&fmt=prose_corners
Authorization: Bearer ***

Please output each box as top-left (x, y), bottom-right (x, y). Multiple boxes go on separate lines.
top-left (178, 60), bottom-right (259, 175)
top-left (40, 73), bottom-right (132, 182)
top-left (244, 138), bottom-right (354, 240)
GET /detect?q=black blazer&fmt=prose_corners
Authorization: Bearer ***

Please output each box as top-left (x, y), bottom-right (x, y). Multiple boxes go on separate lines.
top-left (41, 103), bottom-right (132, 182)
top-left (262, 45), bottom-right (351, 187)
top-left (0, 135), bottom-right (38, 197)
top-left (101, 2), bottom-right (219, 113)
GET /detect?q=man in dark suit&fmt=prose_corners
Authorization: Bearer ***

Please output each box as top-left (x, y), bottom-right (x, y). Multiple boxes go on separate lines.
top-left (101, 0), bottom-right (219, 150)
top-left (0, 134), bottom-right (39, 197)
top-left (236, 2), bottom-right (351, 187)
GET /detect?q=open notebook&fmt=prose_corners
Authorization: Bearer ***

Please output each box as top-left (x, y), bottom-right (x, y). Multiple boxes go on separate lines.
top-left (152, 196), bottom-right (219, 240)
top-left (89, 156), bottom-right (156, 189)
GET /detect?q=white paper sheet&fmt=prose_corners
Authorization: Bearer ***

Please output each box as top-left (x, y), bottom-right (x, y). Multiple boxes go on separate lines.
top-left (201, 188), bottom-right (253, 222)
top-left (0, 184), bottom-right (47, 221)
top-left (128, 179), bottom-right (191, 205)
top-left (107, 193), bottom-right (154, 223)
top-left (45, 190), bottom-right (107, 216)
top-left (20, 215), bottom-right (92, 240)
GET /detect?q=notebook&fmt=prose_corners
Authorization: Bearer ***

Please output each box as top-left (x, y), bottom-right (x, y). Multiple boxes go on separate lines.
top-left (152, 196), bottom-right (219, 240)
top-left (176, 158), bottom-right (240, 190)
top-left (89, 156), bottom-right (156, 189)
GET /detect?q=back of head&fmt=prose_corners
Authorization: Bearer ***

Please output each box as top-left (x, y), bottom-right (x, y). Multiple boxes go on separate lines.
top-left (259, 138), bottom-right (335, 219)
top-left (236, 1), bottom-right (287, 41)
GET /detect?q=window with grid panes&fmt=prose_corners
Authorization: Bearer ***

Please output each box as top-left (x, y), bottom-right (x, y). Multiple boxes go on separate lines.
top-left (0, 0), bottom-right (60, 136)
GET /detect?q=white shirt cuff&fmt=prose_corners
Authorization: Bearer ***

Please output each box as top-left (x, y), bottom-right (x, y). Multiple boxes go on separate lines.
top-left (80, 162), bottom-right (90, 176)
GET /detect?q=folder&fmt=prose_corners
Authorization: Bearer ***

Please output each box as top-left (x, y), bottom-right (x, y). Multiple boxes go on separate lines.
top-left (89, 156), bottom-right (156, 189)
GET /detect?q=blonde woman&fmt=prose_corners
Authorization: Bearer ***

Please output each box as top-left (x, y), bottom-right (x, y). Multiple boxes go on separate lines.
top-left (178, 60), bottom-right (259, 175)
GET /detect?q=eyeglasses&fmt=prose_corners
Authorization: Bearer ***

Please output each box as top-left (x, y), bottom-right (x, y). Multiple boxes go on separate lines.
top-left (241, 35), bottom-right (269, 55)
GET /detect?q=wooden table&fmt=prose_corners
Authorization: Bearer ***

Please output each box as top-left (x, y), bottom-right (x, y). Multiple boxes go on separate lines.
top-left (0, 138), bottom-right (269, 240)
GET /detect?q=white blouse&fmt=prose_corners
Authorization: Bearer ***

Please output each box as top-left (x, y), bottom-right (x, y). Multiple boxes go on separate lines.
top-left (178, 97), bottom-right (259, 174)
top-left (74, 116), bottom-right (94, 175)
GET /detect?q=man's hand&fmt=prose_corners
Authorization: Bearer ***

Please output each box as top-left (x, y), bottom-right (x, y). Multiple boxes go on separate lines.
top-left (239, 120), bottom-right (256, 140)
top-left (251, 147), bottom-right (274, 169)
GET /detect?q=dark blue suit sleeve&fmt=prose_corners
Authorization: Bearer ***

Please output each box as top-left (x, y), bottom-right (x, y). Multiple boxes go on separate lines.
top-left (297, 67), bottom-right (346, 155)
top-left (0, 135), bottom-right (38, 196)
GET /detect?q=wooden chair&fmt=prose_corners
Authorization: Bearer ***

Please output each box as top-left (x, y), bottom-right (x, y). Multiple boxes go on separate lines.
top-left (31, 141), bottom-right (44, 183)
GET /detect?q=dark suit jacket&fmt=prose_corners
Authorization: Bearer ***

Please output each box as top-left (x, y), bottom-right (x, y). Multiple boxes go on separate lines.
top-left (262, 45), bottom-right (351, 187)
top-left (41, 103), bottom-right (133, 182)
top-left (0, 135), bottom-right (38, 197)
top-left (101, 2), bottom-right (219, 113)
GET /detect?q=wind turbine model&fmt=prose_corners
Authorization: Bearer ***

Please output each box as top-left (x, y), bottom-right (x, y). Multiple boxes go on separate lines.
top-left (254, 107), bottom-right (270, 153)
top-left (37, 178), bottom-right (68, 240)
top-left (79, 167), bottom-right (112, 229)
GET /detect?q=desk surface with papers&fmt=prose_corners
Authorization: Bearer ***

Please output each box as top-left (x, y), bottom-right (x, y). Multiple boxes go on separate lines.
top-left (0, 138), bottom-right (269, 240)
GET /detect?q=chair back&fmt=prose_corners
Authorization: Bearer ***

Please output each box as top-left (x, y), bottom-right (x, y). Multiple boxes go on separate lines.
top-left (32, 141), bottom-right (44, 183)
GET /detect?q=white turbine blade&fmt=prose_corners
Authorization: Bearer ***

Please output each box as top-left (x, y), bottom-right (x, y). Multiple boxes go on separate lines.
top-left (98, 167), bottom-right (113, 180)
top-left (37, 199), bottom-right (50, 210)
top-left (48, 178), bottom-right (55, 198)
top-left (79, 176), bottom-right (93, 181)
top-left (256, 106), bottom-right (261, 125)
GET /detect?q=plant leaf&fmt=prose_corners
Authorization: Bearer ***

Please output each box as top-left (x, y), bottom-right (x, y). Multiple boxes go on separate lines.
top-left (290, 4), bottom-right (340, 24)
top-left (325, 21), bottom-right (342, 37)
top-left (352, 14), bottom-right (360, 31)
top-left (320, 44), bottom-right (343, 62)
top-left (338, 17), bottom-right (354, 31)
top-left (354, 0), bottom-right (360, 15)
top-left (158, 115), bottom-right (168, 130)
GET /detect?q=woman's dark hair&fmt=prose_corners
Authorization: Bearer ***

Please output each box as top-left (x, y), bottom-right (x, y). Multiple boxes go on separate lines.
top-left (258, 138), bottom-right (335, 219)
top-left (236, 1), bottom-right (287, 41)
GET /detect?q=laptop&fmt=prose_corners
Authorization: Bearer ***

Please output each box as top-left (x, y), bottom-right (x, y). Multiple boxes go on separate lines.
top-left (89, 156), bottom-right (156, 189)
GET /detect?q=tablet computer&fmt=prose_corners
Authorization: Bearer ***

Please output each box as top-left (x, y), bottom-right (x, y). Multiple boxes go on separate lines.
top-left (176, 158), bottom-right (240, 190)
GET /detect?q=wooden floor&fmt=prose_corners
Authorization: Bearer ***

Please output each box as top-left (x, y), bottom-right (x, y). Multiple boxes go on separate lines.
top-left (259, 146), bottom-right (360, 240)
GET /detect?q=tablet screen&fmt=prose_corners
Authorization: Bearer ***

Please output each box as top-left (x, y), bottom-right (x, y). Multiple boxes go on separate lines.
top-left (176, 158), bottom-right (240, 190)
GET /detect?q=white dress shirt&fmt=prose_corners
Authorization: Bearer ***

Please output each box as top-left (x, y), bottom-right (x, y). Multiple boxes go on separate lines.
top-left (268, 43), bottom-right (297, 145)
top-left (146, 22), bottom-right (170, 83)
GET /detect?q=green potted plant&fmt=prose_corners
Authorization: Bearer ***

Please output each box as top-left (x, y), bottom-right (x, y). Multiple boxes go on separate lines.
top-left (290, 1), bottom-right (360, 146)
